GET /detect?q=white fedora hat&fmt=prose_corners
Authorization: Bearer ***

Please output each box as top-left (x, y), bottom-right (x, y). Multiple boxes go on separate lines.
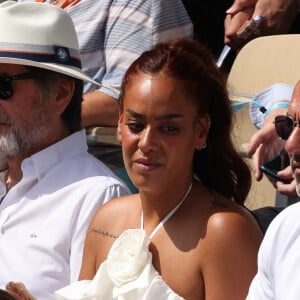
top-left (0, 1), bottom-right (100, 86)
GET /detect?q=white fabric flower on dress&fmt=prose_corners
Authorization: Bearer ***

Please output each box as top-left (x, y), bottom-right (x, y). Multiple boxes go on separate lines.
top-left (106, 229), bottom-right (151, 286)
top-left (55, 229), bottom-right (185, 299)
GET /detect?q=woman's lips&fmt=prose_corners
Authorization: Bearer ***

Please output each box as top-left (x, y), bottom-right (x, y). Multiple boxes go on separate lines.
top-left (133, 158), bottom-right (161, 172)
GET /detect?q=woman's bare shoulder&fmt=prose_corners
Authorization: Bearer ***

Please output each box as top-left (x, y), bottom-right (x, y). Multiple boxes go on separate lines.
top-left (189, 184), bottom-right (262, 246)
top-left (80, 194), bottom-right (141, 279)
top-left (200, 193), bottom-right (263, 254)
top-left (91, 193), bottom-right (140, 226)
top-left (192, 194), bottom-right (263, 300)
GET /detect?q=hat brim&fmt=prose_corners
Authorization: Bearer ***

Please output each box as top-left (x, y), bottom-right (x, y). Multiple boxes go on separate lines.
top-left (0, 57), bottom-right (101, 87)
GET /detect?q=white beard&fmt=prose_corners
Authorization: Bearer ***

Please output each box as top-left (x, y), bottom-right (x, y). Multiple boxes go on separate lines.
top-left (0, 98), bottom-right (50, 159)
top-left (290, 154), bottom-right (300, 197)
top-left (0, 129), bottom-right (20, 160)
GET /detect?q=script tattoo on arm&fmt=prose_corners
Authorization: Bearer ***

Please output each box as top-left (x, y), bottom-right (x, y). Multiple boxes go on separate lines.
top-left (91, 228), bottom-right (118, 239)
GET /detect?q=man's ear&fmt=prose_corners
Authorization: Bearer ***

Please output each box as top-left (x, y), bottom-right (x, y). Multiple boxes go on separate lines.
top-left (53, 78), bottom-right (75, 115)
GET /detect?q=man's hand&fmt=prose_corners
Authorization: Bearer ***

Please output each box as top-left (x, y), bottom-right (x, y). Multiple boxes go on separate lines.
top-left (248, 121), bottom-right (285, 180)
top-left (276, 167), bottom-right (298, 197)
top-left (224, 0), bottom-right (298, 49)
top-left (6, 282), bottom-right (36, 300)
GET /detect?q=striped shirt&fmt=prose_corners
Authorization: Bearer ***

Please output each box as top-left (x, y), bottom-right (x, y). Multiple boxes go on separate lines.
top-left (20, 0), bottom-right (193, 99)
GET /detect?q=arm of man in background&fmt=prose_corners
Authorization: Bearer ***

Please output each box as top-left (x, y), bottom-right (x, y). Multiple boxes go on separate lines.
top-left (81, 91), bottom-right (119, 128)
top-left (248, 83), bottom-right (300, 198)
top-left (79, 0), bottom-right (193, 128)
top-left (224, 0), bottom-right (298, 49)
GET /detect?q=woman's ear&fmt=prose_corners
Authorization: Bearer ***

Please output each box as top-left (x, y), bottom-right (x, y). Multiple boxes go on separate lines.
top-left (194, 114), bottom-right (210, 150)
top-left (117, 110), bottom-right (124, 144)
top-left (53, 78), bottom-right (75, 116)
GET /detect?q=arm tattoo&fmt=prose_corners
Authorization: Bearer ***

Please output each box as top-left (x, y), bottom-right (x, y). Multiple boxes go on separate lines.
top-left (91, 227), bottom-right (118, 239)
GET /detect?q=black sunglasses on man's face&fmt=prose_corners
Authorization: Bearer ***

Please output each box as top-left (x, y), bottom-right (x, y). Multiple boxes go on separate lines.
top-left (0, 72), bottom-right (37, 100)
top-left (274, 115), bottom-right (300, 140)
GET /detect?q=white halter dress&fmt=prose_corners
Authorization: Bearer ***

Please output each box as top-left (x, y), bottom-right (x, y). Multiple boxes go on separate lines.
top-left (55, 185), bottom-right (192, 300)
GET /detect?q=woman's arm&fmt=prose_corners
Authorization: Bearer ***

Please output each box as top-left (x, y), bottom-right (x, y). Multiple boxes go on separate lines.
top-left (203, 209), bottom-right (263, 299)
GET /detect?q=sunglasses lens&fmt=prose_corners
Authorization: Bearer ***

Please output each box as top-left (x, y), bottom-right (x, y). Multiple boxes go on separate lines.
top-left (274, 115), bottom-right (294, 140)
top-left (0, 79), bottom-right (12, 100)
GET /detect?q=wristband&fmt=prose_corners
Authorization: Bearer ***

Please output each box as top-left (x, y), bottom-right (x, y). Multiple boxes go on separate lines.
top-left (264, 101), bottom-right (289, 118)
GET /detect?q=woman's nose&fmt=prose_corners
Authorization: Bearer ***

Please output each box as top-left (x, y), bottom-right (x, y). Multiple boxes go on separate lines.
top-left (138, 127), bottom-right (159, 153)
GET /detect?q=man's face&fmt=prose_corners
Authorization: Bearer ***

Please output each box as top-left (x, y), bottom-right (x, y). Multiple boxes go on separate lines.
top-left (285, 81), bottom-right (300, 196)
top-left (0, 64), bottom-right (52, 159)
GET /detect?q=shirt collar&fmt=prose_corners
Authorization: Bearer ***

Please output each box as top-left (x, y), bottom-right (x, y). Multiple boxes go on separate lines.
top-left (22, 129), bottom-right (87, 181)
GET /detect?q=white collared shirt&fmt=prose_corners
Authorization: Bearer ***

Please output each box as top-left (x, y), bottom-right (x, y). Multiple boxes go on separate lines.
top-left (247, 202), bottom-right (300, 299)
top-left (0, 130), bottom-right (130, 299)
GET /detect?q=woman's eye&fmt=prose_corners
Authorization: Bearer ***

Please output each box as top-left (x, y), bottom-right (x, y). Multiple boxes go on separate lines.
top-left (125, 122), bottom-right (144, 132)
top-left (161, 126), bottom-right (179, 134)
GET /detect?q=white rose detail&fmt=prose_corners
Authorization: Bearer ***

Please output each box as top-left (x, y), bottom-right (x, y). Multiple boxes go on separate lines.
top-left (55, 228), bottom-right (185, 299)
top-left (106, 229), bottom-right (151, 287)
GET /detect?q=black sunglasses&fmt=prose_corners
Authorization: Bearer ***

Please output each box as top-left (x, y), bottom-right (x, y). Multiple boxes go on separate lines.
top-left (273, 115), bottom-right (300, 140)
top-left (0, 72), bottom-right (37, 100)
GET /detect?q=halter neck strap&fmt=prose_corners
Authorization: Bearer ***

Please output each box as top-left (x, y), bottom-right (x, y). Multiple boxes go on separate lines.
top-left (141, 183), bottom-right (192, 240)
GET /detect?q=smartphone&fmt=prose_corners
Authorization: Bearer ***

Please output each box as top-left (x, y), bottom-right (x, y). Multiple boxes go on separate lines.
top-left (260, 150), bottom-right (291, 184)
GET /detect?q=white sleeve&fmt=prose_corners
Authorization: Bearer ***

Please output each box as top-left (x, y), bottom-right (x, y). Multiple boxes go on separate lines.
top-left (69, 183), bottom-right (130, 282)
top-left (96, 0), bottom-right (192, 99)
top-left (246, 232), bottom-right (275, 299)
top-left (247, 204), bottom-right (300, 299)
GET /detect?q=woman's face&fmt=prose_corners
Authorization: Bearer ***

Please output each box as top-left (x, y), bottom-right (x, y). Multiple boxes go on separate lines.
top-left (118, 73), bottom-right (209, 191)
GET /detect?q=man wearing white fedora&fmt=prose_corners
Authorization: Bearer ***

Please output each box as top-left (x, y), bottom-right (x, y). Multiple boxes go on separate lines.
top-left (0, 1), bottom-right (130, 299)
top-left (18, 0), bottom-right (193, 184)
top-left (18, 0), bottom-right (193, 129)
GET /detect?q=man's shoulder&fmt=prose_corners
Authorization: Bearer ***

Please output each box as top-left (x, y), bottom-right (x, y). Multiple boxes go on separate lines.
top-left (64, 156), bottom-right (129, 190)
top-left (40, 149), bottom-right (130, 195)
top-left (263, 202), bottom-right (300, 247)
top-left (270, 202), bottom-right (300, 226)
